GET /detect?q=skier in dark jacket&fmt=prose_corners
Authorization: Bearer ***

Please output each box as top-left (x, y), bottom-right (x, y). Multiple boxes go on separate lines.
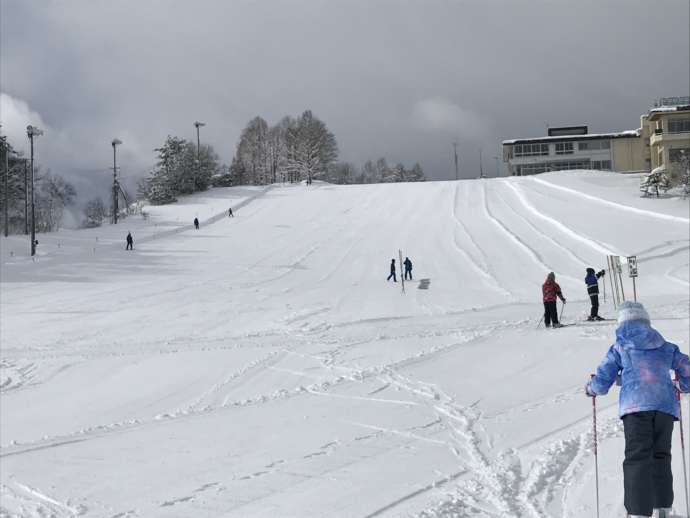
top-left (403, 257), bottom-right (413, 280)
top-left (586, 301), bottom-right (690, 518)
top-left (125, 232), bottom-right (133, 250)
top-left (542, 272), bottom-right (566, 327)
top-left (585, 267), bottom-right (606, 321)
top-left (387, 259), bottom-right (397, 282)
top-left (194, 217), bottom-right (199, 230)
top-left (228, 207), bottom-right (234, 217)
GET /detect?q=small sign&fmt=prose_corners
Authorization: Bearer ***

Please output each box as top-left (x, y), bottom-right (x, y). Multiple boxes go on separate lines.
top-left (613, 255), bottom-right (622, 274)
top-left (627, 256), bottom-right (638, 278)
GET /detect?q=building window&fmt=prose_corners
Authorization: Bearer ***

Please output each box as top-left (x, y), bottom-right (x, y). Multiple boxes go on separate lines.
top-left (555, 142), bottom-right (574, 155)
top-left (514, 143), bottom-right (549, 157)
top-left (578, 140), bottom-right (610, 150)
top-left (668, 119), bottom-right (690, 133)
top-left (602, 160), bottom-right (611, 170)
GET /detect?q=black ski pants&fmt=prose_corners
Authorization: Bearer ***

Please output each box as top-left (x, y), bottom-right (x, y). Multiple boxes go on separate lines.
top-left (622, 411), bottom-right (674, 516)
top-left (589, 294), bottom-right (599, 319)
top-left (126, 242), bottom-right (133, 250)
top-left (387, 271), bottom-right (397, 282)
top-left (404, 269), bottom-right (412, 280)
top-left (543, 300), bottom-right (558, 326)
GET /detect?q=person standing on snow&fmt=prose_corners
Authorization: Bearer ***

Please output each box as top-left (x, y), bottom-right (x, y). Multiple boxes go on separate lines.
top-left (403, 257), bottom-right (413, 281)
top-left (585, 301), bottom-right (690, 518)
top-left (542, 271), bottom-right (566, 327)
top-left (387, 259), bottom-right (397, 282)
top-left (194, 217), bottom-right (199, 230)
top-left (125, 232), bottom-right (134, 250)
top-left (585, 267), bottom-right (606, 321)
top-left (228, 207), bottom-right (234, 217)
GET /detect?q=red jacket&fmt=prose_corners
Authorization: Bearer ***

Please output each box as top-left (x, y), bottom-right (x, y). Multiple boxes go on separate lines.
top-left (543, 280), bottom-right (564, 302)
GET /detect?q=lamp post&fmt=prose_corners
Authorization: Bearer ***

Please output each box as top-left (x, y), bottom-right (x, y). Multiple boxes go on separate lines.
top-left (453, 141), bottom-right (459, 180)
top-left (112, 138), bottom-right (122, 224)
top-left (193, 121), bottom-right (205, 164)
top-left (27, 125), bottom-right (43, 256)
top-left (2, 134), bottom-right (8, 238)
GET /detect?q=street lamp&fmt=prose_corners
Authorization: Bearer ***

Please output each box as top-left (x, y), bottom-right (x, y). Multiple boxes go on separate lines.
top-left (27, 125), bottom-right (43, 256)
top-left (112, 138), bottom-right (122, 224)
top-left (193, 121), bottom-right (205, 163)
top-left (1, 133), bottom-right (8, 238)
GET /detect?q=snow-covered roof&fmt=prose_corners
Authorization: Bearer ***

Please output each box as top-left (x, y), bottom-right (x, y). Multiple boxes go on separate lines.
top-left (649, 105), bottom-right (690, 114)
top-left (502, 129), bottom-right (640, 145)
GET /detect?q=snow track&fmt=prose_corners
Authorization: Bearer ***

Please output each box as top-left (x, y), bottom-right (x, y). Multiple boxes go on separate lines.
top-left (1, 174), bottom-right (688, 517)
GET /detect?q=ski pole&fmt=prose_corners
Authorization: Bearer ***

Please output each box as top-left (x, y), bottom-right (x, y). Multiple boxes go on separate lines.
top-left (675, 376), bottom-right (689, 518)
top-left (590, 374), bottom-right (600, 518)
top-left (536, 315), bottom-right (544, 329)
top-left (559, 300), bottom-right (566, 323)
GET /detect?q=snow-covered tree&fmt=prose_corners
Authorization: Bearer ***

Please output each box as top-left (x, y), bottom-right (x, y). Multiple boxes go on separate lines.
top-left (82, 197), bottom-right (107, 228)
top-left (406, 163), bottom-right (426, 182)
top-left (285, 110), bottom-right (338, 183)
top-left (34, 172), bottom-right (76, 232)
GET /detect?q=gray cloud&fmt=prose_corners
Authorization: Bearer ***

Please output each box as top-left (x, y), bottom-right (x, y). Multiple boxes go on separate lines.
top-left (1, 0), bottom-right (688, 196)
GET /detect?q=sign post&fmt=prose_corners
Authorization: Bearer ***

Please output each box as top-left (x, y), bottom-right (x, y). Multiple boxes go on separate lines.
top-left (398, 249), bottom-right (405, 294)
top-left (627, 255), bottom-right (638, 302)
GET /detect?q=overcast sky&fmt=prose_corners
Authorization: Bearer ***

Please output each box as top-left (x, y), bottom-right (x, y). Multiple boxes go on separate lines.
top-left (1, 0), bottom-right (689, 197)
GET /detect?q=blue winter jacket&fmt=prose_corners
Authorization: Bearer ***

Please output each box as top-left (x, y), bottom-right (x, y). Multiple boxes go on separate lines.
top-left (589, 320), bottom-right (690, 419)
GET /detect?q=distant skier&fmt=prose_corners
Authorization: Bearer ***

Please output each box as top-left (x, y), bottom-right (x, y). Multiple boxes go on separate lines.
top-left (542, 272), bottom-right (566, 328)
top-left (228, 207), bottom-right (234, 217)
top-left (585, 301), bottom-right (690, 518)
top-left (125, 232), bottom-right (133, 250)
top-left (194, 217), bottom-right (199, 230)
top-left (585, 267), bottom-right (606, 321)
top-left (387, 259), bottom-right (397, 282)
top-left (403, 257), bottom-right (413, 281)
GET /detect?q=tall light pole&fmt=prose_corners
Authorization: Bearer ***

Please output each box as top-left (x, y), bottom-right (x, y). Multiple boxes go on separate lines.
top-left (24, 159), bottom-right (28, 235)
top-left (194, 121), bottom-right (205, 164)
top-left (1, 134), bottom-right (8, 238)
top-left (27, 125), bottom-right (43, 256)
top-left (112, 138), bottom-right (122, 224)
top-left (479, 147), bottom-right (485, 179)
top-left (453, 142), bottom-right (459, 180)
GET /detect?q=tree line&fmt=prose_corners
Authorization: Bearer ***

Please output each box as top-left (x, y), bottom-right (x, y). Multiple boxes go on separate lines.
top-left (1, 109), bottom-right (426, 233)
top-left (0, 139), bottom-right (76, 235)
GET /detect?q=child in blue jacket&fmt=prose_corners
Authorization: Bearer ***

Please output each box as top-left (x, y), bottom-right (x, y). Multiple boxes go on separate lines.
top-left (586, 301), bottom-right (690, 518)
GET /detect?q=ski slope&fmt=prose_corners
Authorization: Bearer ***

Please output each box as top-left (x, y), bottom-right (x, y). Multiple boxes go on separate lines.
top-left (1, 171), bottom-right (689, 517)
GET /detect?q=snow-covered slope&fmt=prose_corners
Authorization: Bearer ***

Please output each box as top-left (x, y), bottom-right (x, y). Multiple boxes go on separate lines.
top-left (1, 171), bottom-right (688, 517)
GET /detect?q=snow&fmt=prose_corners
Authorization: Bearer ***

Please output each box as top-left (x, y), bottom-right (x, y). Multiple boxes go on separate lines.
top-left (502, 130), bottom-right (640, 145)
top-left (1, 172), bottom-right (689, 517)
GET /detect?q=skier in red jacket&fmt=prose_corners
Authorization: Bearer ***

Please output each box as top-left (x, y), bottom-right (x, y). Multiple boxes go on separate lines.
top-left (542, 272), bottom-right (566, 328)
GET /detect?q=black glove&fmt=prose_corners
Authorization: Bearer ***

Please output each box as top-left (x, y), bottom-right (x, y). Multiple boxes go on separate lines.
top-left (598, 270), bottom-right (605, 277)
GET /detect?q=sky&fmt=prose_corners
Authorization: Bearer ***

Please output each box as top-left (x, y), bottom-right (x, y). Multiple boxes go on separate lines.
top-left (1, 0), bottom-right (689, 199)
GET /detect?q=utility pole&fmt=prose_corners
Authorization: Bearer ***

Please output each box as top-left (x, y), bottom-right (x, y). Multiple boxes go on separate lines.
top-left (479, 148), bottom-right (484, 179)
top-left (2, 135), bottom-right (8, 237)
top-left (112, 138), bottom-right (122, 224)
top-left (194, 121), bottom-right (205, 163)
top-left (24, 159), bottom-right (28, 235)
top-left (27, 125), bottom-right (43, 257)
top-left (453, 142), bottom-right (459, 180)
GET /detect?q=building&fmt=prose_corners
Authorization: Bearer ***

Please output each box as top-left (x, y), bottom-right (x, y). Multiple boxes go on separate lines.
top-left (640, 96), bottom-right (690, 173)
top-left (502, 125), bottom-right (644, 176)
top-left (502, 98), bottom-right (690, 177)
